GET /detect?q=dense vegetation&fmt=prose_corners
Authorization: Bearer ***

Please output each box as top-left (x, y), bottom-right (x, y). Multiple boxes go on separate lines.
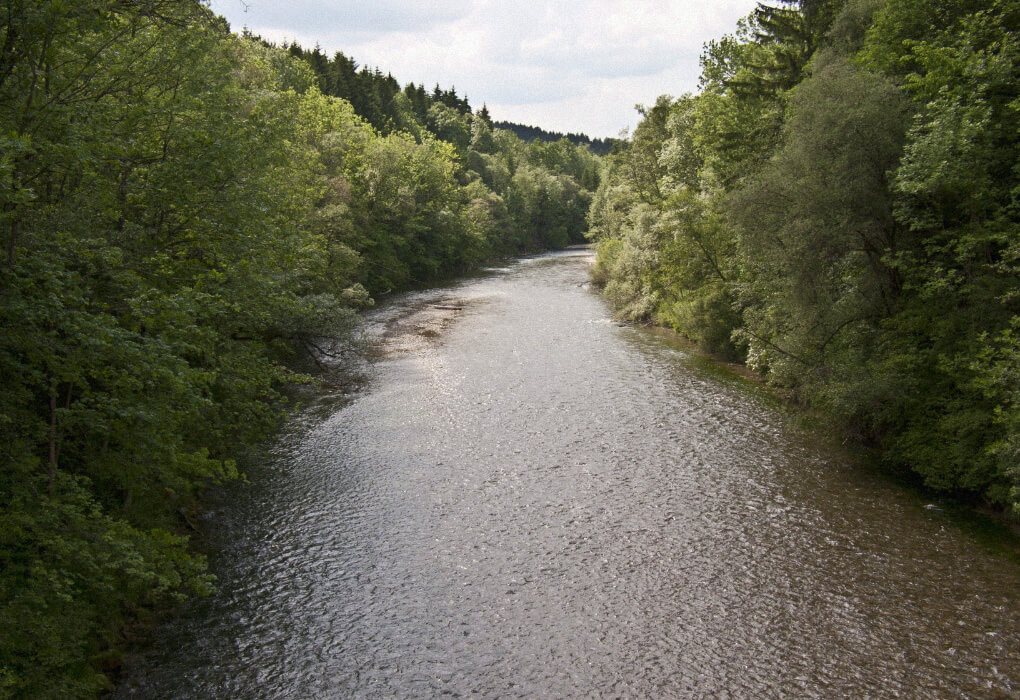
top-left (492, 121), bottom-right (616, 155)
top-left (589, 0), bottom-right (1019, 511)
top-left (276, 41), bottom-right (473, 133)
top-left (0, 2), bottom-right (599, 695)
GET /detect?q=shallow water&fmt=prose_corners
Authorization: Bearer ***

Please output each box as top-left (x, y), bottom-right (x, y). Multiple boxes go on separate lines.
top-left (120, 249), bottom-right (1020, 698)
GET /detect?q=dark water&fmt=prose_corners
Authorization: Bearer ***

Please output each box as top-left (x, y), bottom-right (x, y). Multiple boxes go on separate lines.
top-left (120, 249), bottom-right (1020, 698)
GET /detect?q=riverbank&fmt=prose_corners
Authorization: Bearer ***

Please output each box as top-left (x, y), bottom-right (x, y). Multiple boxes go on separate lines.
top-left (602, 291), bottom-right (1020, 555)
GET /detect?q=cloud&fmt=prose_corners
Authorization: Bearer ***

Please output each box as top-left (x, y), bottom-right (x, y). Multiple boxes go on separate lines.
top-left (210, 0), bottom-right (762, 138)
top-left (490, 61), bottom-right (706, 139)
top-left (212, 0), bottom-right (468, 36)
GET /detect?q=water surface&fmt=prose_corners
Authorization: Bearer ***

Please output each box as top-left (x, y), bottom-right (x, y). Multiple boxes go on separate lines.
top-left (120, 249), bottom-right (1020, 698)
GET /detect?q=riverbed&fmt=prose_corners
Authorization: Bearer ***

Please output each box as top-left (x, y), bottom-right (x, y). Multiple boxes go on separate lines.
top-left (119, 248), bottom-right (1020, 698)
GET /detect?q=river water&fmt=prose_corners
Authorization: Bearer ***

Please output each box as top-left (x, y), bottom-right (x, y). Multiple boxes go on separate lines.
top-left (120, 249), bottom-right (1019, 698)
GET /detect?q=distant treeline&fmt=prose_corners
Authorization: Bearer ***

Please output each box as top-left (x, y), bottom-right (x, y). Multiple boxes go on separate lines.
top-left (492, 121), bottom-right (616, 155)
top-left (589, 0), bottom-right (1019, 512)
top-left (274, 40), bottom-right (613, 155)
top-left (0, 3), bottom-right (600, 696)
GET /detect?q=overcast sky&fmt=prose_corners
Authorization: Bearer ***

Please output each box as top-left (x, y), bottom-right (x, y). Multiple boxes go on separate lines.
top-left (208, 0), bottom-right (761, 139)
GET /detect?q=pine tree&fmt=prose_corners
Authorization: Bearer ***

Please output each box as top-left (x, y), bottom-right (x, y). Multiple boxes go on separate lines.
top-left (477, 104), bottom-right (493, 126)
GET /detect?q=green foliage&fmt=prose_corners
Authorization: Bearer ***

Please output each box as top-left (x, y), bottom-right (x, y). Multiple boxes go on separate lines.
top-left (695, 21), bottom-right (788, 187)
top-left (588, 91), bottom-right (745, 358)
top-left (975, 322), bottom-right (1020, 510)
top-left (0, 3), bottom-right (364, 691)
top-left (731, 57), bottom-right (910, 386)
top-left (490, 120), bottom-right (616, 155)
top-left (427, 104), bottom-right (471, 157)
top-left (864, 0), bottom-right (1020, 503)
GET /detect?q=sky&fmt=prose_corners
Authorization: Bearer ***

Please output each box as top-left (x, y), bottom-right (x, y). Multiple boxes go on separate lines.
top-left (208, 0), bottom-right (761, 139)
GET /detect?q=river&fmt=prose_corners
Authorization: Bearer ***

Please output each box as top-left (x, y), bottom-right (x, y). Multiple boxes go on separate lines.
top-left (119, 248), bottom-right (1019, 698)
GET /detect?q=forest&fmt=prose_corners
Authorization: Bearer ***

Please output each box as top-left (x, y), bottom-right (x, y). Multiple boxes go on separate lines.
top-left (0, 1), bottom-right (598, 695)
top-left (589, 0), bottom-right (1018, 514)
top-left (2, 0), bottom-right (1018, 696)
top-left (491, 121), bottom-right (616, 155)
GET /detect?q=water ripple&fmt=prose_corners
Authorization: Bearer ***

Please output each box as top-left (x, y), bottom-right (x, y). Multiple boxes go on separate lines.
top-left (120, 250), bottom-right (1020, 699)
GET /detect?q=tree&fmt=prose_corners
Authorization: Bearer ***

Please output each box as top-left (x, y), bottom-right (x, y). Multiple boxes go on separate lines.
top-left (858, 0), bottom-right (1020, 504)
top-left (0, 5), bottom-right (366, 693)
top-left (730, 58), bottom-right (910, 397)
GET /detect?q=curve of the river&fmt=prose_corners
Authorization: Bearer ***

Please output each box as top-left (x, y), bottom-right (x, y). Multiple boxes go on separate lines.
top-left (120, 249), bottom-right (1019, 698)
